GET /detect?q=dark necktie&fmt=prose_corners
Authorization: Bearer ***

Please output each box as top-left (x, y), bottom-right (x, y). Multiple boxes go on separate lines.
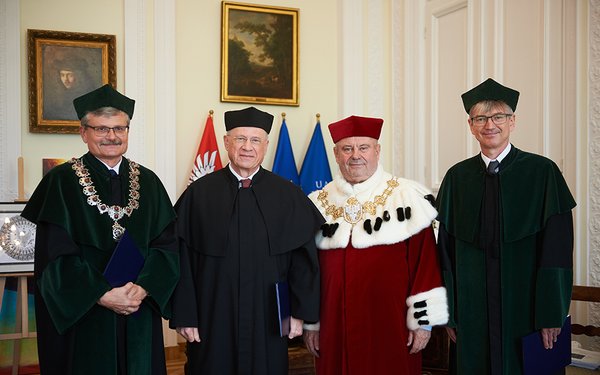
top-left (108, 169), bottom-right (122, 205)
top-left (487, 160), bottom-right (500, 175)
top-left (240, 179), bottom-right (251, 188)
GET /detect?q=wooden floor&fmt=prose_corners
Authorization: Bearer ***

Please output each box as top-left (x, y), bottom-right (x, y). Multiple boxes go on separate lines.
top-left (165, 344), bottom-right (186, 375)
top-left (5, 341), bottom-right (314, 375)
top-left (166, 339), bottom-right (316, 375)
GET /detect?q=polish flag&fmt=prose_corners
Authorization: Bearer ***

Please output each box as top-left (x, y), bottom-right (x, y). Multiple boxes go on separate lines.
top-left (189, 111), bottom-right (223, 183)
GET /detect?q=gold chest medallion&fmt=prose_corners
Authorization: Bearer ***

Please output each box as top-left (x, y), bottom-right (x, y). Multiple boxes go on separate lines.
top-left (318, 178), bottom-right (399, 224)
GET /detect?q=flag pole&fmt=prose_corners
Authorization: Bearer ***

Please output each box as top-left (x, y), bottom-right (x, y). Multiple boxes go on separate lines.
top-left (209, 109), bottom-right (214, 117)
top-left (316, 113), bottom-right (320, 122)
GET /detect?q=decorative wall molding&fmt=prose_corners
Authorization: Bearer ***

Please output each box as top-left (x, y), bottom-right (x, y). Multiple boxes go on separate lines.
top-left (391, 0), bottom-right (404, 178)
top-left (340, 0), bottom-right (386, 116)
top-left (123, 0), bottom-right (177, 202)
top-left (340, 0), bottom-right (364, 116)
top-left (0, 0), bottom-right (21, 202)
top-left (124, 0), bottom-right (178, 344)
top-left (429, 1), bottom-right (468, 190)
top-left (365, 0), bottom-right (385, 118)
top-left (154, 0), bottom-right (177, 202)
top-left (588, 0), bottom-right (600, 344)
top-left (401, 0), bottom-right (425, 182)
top-left (124, 0), bottom-right (148, 167)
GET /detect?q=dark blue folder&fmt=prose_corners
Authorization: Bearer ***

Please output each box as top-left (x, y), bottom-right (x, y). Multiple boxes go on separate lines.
top-left (103, 230), bottom-right (144, 288)
top-left (522, 315), bottom-right (571, 375)
top-left (275, 281), bottom-right (291, 337)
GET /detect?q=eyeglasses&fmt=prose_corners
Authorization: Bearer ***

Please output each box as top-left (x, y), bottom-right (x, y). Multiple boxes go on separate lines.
top-left (231, 136), bottom-right (264, 146)
top-left (84, 125), bottom-right (130, 136)
top-left (470, 113), bottom-right (513, 126)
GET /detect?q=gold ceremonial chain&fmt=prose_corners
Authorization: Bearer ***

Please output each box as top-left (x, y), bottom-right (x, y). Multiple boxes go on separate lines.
top-left (71, 158), bottom-right (141, 241)
top-left (317, 178), bottom-right (399, 224)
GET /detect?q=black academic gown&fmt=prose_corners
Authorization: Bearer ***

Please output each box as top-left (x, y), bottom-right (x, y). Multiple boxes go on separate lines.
top-left (171, 166), bottom-right (324, 375)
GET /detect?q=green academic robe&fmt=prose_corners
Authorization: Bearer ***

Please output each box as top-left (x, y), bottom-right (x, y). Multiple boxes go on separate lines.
top-left (436, 146), bottom-right (575, 375)
top-left (21, 152), bottom-right (179, 375)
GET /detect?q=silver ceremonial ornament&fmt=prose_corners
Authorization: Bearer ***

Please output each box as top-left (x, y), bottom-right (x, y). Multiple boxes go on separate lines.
top-left (0, 215), bottom-right (36, 261)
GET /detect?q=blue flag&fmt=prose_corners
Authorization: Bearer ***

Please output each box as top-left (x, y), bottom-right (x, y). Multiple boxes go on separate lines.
top-left (299, 121), bottom-right (332, 194)
top-left (272, 119), bottom-right (299, 184)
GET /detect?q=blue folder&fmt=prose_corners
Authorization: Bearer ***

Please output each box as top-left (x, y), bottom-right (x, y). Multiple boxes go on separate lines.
top-left (103, 230), bottom-right (144, 288)
top-left (275, 281), bottom-right (291, 337)
top-left (522, 316), bottom-right (571, 375)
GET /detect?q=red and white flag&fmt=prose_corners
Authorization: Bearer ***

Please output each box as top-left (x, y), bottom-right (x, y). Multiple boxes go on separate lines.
top-left (189, 112), bottom-right (223, 184)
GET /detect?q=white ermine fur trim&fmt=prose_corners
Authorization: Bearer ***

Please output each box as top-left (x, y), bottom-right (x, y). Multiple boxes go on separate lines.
top-left (309, 165), bottom-right (437, 250)
top-left (406, 287), bottom-right (449, 331)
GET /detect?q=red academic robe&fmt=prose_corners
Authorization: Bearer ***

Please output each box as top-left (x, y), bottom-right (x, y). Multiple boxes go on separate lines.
top-left (309, 167), bottom-right (448, 375)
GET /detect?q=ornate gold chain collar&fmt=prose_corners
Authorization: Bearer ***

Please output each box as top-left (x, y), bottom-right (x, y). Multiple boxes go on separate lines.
top-left (70, 157), bottom-right (141, 241)
top-left (317, 178), bottom-right (399, 224)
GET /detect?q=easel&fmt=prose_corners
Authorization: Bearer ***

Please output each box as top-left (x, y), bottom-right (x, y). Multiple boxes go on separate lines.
top-left (0, 272), bottom-right (36, 375)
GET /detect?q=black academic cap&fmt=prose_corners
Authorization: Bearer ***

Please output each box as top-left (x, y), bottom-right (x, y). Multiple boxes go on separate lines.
top-left (224, 106), bottom-right (273, 134)
top-left (73, 84), bottom-right (135, 120)
top-left (461, 78), bottom-right (520, 114)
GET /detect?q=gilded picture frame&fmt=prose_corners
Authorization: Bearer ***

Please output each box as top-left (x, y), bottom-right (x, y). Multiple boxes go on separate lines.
top-left (27, 29), bottom-right (116, 134)
top-left (221, 2), bottom-right (299, 106)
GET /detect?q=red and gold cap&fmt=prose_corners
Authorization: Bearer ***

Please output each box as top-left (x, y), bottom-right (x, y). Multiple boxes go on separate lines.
top-left (328, 115), bottom-right (383, 144)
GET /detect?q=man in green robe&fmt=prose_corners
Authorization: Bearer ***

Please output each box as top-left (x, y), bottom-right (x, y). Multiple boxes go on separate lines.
top-left (436, 78), bottom-right (576, 375)
top-left (21, 84), bottom-right (179, 375)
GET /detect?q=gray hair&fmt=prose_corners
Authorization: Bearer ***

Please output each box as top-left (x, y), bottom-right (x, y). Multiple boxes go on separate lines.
top-left (469, 100), bottom-right (514, 117)
top-left (81, 107), bottom-right (131, 127)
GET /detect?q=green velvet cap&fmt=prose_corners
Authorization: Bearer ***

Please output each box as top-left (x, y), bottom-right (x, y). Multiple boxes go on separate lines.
top-left (461, 78), bottom-right (520, 114)
top-left (73, 84), bottom-right (135, 120)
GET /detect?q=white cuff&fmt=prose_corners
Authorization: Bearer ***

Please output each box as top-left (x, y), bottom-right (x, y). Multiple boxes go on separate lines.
top-left (303, 321), bottom-right (320, 331)
top-left (406, 286), bottom-right (449, 331)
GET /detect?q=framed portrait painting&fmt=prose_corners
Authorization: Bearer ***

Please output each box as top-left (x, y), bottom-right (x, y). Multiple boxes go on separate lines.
top-left (221, 2), bottom-right (299, 106)
top-left (27, 29), bottom-right (116, 134)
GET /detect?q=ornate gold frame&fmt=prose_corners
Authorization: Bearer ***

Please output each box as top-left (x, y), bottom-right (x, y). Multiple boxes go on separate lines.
top-left (27, 29), bottom-right (116, 134)
top-left (221, 2), bottom-right (299, 106)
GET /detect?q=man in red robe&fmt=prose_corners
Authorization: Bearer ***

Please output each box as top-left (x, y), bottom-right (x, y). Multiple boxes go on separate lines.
top-left (303, 115), bottom-right (448, 375)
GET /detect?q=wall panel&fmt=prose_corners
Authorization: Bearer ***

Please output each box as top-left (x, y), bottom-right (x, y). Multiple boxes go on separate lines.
top-left (425, 1), bottom-right (468, 189)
